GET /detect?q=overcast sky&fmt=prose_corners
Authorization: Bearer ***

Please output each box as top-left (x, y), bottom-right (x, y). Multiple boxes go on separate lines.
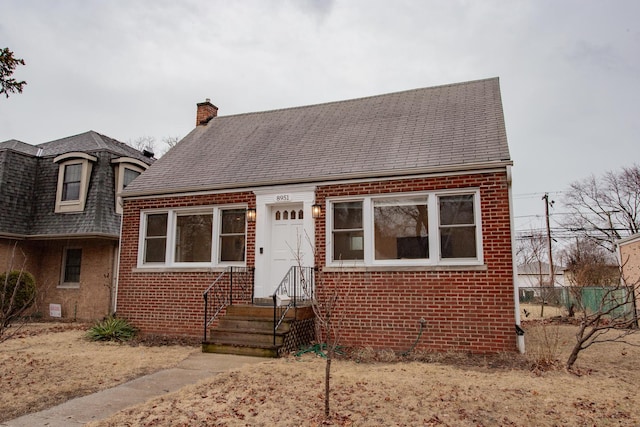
top-left (1, 0), bottom-right (638, 235)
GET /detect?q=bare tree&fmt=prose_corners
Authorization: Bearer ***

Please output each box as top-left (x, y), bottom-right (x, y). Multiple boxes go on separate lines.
top-left (0, 243), bottom-right (36, 342)
top-left (161, 136), bottom-right (180, 153)
top-left (517, 230), bottom-right (557, 317)
top-left (563, 240), bottom-right (636, 370)
top-left (563, 164), bottom-right (640, 252)
top-left (127, 136), bottom-right (156, 155)
top-left (562, 238), bottom-right (619, 288)
top-left (565, 278), bottom-right (638, 371)
top-left (1, 47), bottom-right (26, 98)
top-left (288, 232), bottom-right (350, 421)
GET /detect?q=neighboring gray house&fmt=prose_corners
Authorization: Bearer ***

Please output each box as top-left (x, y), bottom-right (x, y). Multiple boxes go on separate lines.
top-left (0, 131), bottom-right (154, 321)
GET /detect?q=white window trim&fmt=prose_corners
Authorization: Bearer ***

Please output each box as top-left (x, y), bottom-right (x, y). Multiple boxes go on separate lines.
top-left (59, 247), bottom-right (82, 289)
top-left (137, 205), bottom-right (248, 269)
top-left (326, 189), bottom-right (483, 268)
top-left (113, 158), bottom-right (148, 214)
top-left (53, 153), bottom-right (97, 213)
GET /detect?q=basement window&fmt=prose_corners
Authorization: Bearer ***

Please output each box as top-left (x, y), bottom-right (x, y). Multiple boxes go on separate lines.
top-left (60, 248), bottom-right (82, 287)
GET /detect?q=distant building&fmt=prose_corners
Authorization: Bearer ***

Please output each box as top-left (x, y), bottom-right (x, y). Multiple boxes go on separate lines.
top-left (0, 131), bottom-right (154, 321)
top-left (517, 262), bottom-right (565, 288)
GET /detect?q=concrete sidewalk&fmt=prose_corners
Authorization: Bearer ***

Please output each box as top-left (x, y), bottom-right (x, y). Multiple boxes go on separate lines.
top-left (1, 352), bottom-right (267, 427)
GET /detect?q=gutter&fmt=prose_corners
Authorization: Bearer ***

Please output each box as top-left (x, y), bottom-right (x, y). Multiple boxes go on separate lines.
top-left (0, 232), bottom-right (119, 241)
top-left (507, 165), bottom-right (525, 353)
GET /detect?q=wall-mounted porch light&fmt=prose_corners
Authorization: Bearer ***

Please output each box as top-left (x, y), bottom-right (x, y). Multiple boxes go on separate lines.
top-left (246, 208), bottom-right (257, 222)
top-left (312, 203), bottom-right (322, 219)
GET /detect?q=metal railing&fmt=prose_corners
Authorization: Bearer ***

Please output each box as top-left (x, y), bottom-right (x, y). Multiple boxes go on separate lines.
top-left (272, 266), bottom-right (315, 345)
top-left (203, 266), bottom-right (254, 341)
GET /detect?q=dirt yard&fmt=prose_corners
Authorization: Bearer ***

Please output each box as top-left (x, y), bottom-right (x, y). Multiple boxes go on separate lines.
top-left (2, 317), bottom-right (640, 426)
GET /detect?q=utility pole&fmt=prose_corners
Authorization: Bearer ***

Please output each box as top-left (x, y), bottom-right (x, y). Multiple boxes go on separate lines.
top-left (542, 193), bottom-right (555, 286)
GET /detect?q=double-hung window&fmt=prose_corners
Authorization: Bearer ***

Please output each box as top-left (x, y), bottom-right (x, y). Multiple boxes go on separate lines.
top-left (139, 206), bottom-right (246, 268)
top-left (54, 153), bottom-right (96, 213)
top-left (62, 164), bottom-right (82, 201)
top-left (332, 202), bottom-right (364, 261)
top-left (112, 158), bottom-right (149, 214)
top-left (60, 248), bottom-right (82, 287)
top-left (328, 190), bottom-right (482, 266)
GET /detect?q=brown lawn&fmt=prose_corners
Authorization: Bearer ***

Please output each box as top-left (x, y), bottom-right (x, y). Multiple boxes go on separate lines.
top-left (2, 313), bottom-right (640, 426)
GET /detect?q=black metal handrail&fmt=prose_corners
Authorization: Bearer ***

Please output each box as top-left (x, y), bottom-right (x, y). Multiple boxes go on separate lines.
top-left (271, 266), bottom-right (314, 345)
top-left (203, 266), bottom-right (254, 341)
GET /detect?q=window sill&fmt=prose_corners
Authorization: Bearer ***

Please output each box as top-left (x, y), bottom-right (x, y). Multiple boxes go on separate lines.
top-left (57, 283), bottom-right (80, 289)
top-left (132, 266), bottom-right (239, 273)
top-left (322, 264), bottom-right (488, 273)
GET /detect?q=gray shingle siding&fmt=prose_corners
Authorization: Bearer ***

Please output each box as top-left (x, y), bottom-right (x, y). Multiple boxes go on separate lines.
top-left (0, 131), bottom-right (153, 238)
top-left (0, 150), bottom-right (38, 235)
top-left (125, 78), bottom-right (511, 197)
top-left (28, 151), bottom-right (121, 236)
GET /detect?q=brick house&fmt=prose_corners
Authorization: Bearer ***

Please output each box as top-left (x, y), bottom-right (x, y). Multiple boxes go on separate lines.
top-left (117, 77), bottom-right (522, 354)
top-left (0, 131), bottom-right (154, 321)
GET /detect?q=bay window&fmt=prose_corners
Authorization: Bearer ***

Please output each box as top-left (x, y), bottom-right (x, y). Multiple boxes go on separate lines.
top-left (328, 190), bottom-right (482, 266)
top-left (139, 206), bottom-right (246, 267)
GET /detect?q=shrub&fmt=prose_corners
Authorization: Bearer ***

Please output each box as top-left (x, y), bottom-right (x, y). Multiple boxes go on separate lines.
top-left (86, 316), bottom-right (138, 342)
top-left (1, 270), bottom-right (36, 326)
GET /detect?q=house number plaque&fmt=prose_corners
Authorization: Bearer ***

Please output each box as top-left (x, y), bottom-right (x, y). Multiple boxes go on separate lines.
top-left (275, 194), bottom-right (291, 202)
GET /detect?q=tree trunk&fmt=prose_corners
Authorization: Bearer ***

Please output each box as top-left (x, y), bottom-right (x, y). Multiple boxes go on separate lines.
top-left (566, 343), bottom-right (580, 370)
top-left (324, 351), bottom-right (332, 418)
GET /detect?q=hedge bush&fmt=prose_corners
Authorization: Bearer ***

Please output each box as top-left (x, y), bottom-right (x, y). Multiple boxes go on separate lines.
top-left (1, 270), bottom-right (36, 325)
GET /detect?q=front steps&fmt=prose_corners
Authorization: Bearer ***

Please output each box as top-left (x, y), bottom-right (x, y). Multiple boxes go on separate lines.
top-left (202, 304), bottom-right (315, 357)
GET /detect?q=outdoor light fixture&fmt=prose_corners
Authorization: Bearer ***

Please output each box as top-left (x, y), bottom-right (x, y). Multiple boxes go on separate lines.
top-left (246, 208), bottom-right (256, 222)
top-left (312, 203), bottom-right (322, 218)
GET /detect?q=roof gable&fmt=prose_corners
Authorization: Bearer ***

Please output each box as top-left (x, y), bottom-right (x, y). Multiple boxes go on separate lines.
top-left (126, 77), bottom-right (511, 196)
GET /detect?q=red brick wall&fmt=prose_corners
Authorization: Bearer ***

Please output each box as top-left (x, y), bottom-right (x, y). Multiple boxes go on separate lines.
top-left (117, 171), bottom-right (516, 352)
top-left (116, 192), bottom-right (255, 337)
top-left (314, 171), bottom-right (515, 352)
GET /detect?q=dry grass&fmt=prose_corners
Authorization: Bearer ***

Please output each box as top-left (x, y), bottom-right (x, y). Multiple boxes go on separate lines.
top-left (92, 322), bottom-right (640, 427)
top-left (3, 320), bottom-right (640, 426)
top-left (520, 302), bottom-right (566, 320)
top-left (0, 323), bottom-right (197, 422)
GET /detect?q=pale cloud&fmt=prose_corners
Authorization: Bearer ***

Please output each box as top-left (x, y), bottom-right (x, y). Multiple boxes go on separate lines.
top-left (1, 0), bottom-right (638, 232)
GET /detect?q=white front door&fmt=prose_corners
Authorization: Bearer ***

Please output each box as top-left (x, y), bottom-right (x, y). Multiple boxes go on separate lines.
top-left (269, 204), bottom-right (307, 291)
top-left (253, 187), bottom-right (316, 298)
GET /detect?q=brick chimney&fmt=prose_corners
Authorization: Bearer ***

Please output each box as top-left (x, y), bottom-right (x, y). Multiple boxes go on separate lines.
top-left (196, 98), bottom-right (218, 126)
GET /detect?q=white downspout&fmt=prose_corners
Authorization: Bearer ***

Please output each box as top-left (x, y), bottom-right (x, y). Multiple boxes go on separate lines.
top-left (113, 208), bottom-right (124, 314)
top-left (507, 165), bottom-right (525, 353)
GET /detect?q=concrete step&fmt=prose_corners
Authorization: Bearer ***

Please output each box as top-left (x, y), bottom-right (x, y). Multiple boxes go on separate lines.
top-left (210, 330), bottom-right (285, 346)
top-left (217, 317), bottom-right (291, 333)
top-left (202, 342), bottom-right (279, 358)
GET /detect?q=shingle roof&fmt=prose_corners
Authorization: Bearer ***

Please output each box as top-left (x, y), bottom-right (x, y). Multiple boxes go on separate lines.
top-left (0, 131), bottom-right (154, 238)
top-left (125, 77), bottom-right (511, 197)
top-left (0, 139), bottom-right (40, 156)
top-left (35, 130), bottom-right (153, 161)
